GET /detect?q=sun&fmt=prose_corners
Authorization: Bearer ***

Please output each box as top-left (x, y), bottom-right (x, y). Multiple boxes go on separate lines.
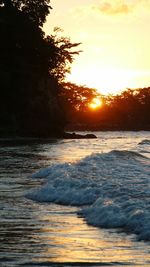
top-left (89, 97), bottom-right (102, 110)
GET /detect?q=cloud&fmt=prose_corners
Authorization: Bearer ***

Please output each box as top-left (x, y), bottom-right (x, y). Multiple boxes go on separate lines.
top-left (92, 1), bottom-right (134, 16)
top-left (73, 1), bottom-right (150, 19)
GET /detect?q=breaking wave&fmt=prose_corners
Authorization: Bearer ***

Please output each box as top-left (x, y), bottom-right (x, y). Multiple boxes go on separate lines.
top-left (139, 139), bottom-right (150, 145)
top-left (27, 150), bottom-right (150, 241)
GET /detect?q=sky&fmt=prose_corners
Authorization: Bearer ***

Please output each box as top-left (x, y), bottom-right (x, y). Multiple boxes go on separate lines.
top-left (43, 0), bottom-right (150, 95)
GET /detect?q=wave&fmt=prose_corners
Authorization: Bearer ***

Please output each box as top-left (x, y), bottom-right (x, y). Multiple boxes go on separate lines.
top-left (107, 149), bottom-right (147, 159)
top-left (139, 139), bottom-right (150, 145)
top-left (21, 261), bottom-right (133, 266)
top-left (27, 150), bottom-right (150, 241)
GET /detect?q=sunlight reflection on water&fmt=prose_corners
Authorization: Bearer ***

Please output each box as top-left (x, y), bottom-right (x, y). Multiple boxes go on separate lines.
top-left (31, 204), bottom-right (149, 266)
top-left (0, 132), bottom-right (150, 267)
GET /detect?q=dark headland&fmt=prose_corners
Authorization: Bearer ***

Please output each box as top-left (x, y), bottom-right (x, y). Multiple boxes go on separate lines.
top-left (0, 2), bottom-right (96, 139)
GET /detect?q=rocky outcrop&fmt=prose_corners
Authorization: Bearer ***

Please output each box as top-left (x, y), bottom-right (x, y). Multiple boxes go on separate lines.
top-left (63, 132), bottom-right (97, 139)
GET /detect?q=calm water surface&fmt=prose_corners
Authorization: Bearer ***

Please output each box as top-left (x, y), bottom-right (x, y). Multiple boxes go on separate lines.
top-left (0, 131), bottom-right (150, 267)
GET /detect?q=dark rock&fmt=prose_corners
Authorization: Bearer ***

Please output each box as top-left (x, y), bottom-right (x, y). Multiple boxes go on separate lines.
top-left (84, 134), bottom-right (97, 138)
top-left (63, 132), bottom-right (97, 139)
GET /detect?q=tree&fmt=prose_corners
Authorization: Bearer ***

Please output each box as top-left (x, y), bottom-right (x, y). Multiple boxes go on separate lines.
top-left (45, 30), bottom-right (81, 82)
top-left (95, 88), bottom-right (150, 130)
top-left (0, 2), bottom-right (81, 136)
top-left (0, 0), bottom-right (52, 26)
top-left (59, 82), bottom-right (100, 124)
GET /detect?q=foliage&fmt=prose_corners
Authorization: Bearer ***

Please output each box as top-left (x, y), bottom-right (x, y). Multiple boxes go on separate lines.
top-left (63, 86), bottom-right (150, 131)
top-left (0, 2), bottom-right (80, 136)
top-left (45, 30), bottom-right (81, 82)
top-left (59, 82), bottom-right (99, 112)
top-left (107, 87), bottom-right (150, 128)
top-left (1, 0), bottom-right (52, 26)
top-left (1, 0), bottom-right (149, 134)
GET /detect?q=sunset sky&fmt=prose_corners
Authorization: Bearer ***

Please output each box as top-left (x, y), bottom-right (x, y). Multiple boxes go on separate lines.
top-left (43, 0), bottom-right (150, 95)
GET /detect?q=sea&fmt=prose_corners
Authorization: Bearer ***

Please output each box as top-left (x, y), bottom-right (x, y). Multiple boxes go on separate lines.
top-left (0, 131), bottom-right (150, 267)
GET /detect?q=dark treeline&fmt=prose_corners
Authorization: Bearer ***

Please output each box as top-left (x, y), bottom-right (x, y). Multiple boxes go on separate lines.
top-left (0, 0), bottom-right (80, 137)
top-left (60, 84), bottom-right (150, 131)
top-left (1, 0), bottom-right (149, 136)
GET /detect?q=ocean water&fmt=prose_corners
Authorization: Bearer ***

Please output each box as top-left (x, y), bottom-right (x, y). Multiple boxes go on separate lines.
top-left (0, 131), bottom-right (150, 267)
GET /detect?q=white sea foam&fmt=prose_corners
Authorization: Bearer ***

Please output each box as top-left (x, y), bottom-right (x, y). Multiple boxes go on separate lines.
top-left (139, 139), bottom-right (150, 145)
top-left (28, 150), bottom-right (150, 241)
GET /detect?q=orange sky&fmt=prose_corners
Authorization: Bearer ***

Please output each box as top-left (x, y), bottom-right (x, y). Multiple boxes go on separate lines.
top-left (43, 0), bottom-right (150, 95)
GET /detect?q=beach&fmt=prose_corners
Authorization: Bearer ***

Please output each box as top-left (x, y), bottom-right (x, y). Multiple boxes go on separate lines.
top-left (0, 131), bottom-right (150, 266)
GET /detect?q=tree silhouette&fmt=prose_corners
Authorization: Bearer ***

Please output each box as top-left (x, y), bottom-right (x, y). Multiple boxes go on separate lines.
top-left (44, 31), bottom-right (81, 82)
top-left (1, 0), bottom-right (52, 26)
top-left (62, 86), bottom-right (150, 131)
top-left (0, 1), bottom-right (81, 136)
top-left (59, 82), bottom-right (100, 125)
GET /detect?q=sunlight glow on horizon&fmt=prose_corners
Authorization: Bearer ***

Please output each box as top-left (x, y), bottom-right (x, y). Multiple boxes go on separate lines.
top-left (67, 66), bottom-right (150, 95)
top-left (44, 0), bottom-right (150, 95)
top-left (67, 66), bottom-right (128, 95)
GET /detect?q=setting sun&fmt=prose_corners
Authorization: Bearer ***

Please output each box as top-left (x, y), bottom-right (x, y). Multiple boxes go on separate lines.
top-left (89, 97), bottom-right (102, 109)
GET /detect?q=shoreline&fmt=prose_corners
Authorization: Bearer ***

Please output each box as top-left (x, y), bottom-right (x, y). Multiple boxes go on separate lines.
top-left (0, 131), bottom-right (97, 139)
